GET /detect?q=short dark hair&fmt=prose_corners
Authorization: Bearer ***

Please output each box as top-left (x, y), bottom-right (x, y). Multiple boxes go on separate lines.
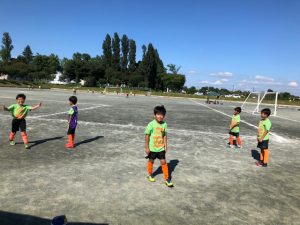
top-left (16, 93), bottom-right (26, 100)
top-left (234, 107), bottom-right (242, 113)
top-left (69, 96), bottom-right (77, 105)
top-left (154, 105), bottom-right (166, 116)
top-left (261, 108), bottom-right (271, 116)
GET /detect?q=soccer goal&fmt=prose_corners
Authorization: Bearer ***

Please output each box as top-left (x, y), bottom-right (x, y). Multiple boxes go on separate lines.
top-left (241, 91), bottom-right (279, 116)
top-left (103, 86), bottom-right (123, 94)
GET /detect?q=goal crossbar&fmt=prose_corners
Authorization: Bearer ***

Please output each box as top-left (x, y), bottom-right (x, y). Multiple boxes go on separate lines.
top-left (241, 91), bottom-right (279, 116)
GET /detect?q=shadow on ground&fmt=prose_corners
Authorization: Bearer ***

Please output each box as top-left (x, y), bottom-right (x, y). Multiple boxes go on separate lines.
top-left (0, 210), bottom-right (108, 225)
top-left (251, 149), bottom-right (260, 161)
top-left (27, 136), bottom-right (65, 148)
top-left (152, 159), bottom-right (179, 180)
top-left (75, 136), bottom-right (104, 147)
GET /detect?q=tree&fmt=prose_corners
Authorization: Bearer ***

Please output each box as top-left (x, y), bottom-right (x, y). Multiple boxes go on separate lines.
top-left (128, 39), bottom-right (136, 72)
top-left (144, 43), bottom-right (157, 89)
top-left (0, 32), bottom-right (14, 62)
top-left (22, 45), bottom-right (33, 64)
top-left (142, 45), bottom-right (147, 58)
top-left (187, 86), bottom-right (197, 94)
top-left (112, 32), bottom-right (120, 71)
top-left (167, 64), bottom-right (181, 74)
top-left (29, 54), bottom-right (60, 81)
top-left (121, 34), bottom-right (129, 71)
top-left (102, 34), bottom-right (112, 68)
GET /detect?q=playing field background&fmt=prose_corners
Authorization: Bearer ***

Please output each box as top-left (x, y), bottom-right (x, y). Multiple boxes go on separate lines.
top-left (0, 87), bottom-right (299, 225)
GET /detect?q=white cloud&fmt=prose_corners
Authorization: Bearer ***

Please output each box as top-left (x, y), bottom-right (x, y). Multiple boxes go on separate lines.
top-left (212, 80), bottom-right (223, 85)
top-left (255, 75), bottom-right (274, 82)
top-left (188, 70), bottom-right (197, 75)
top-left (200, 80), bottom-right (209, 84)
top-left (240, 75), bottom-right (283, 86)
top-left (210, 72), bottom-right (233, 77)
top-left (220, 78), bottom-right (229, 82)
top-left (288, 81), bottom-right (298, 87)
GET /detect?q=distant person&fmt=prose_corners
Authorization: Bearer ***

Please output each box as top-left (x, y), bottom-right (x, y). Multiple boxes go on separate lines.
top-left (2, 94), bottom-right (42, 149)
top-left (65, 96), bottom-right (78, 148)
top-left (72, 88), bottom-right (76, 95)
top-left (256, 108), bottom-right (272, 167)
top-left (145, 105), bottom-right (174, 188)
top-left (228, 107), bottom-right (242, 148)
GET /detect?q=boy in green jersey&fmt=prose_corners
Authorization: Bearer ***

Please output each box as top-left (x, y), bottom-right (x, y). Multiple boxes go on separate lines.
top-left (228, 107), bottom-right (242, 148)
top-left (256, 108), bottom-right (272, 167)
top-left (2, 94), bottom-right (42, 149)
top-left (145, 105), bottom-right (173, 188)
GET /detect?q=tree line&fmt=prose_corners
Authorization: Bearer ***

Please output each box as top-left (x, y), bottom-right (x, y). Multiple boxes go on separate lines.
top-left (0, 32), bottom-right (185, 91)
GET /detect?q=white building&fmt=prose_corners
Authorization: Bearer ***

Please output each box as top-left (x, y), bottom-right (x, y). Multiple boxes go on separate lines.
top-left (0, 73), bottom-right (9, 80)
top-left (50, 71), bottom-right (68, 84)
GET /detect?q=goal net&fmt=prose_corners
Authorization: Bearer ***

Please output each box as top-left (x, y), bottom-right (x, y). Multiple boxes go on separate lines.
top-left (103, 86), bottom-right (123, 94)
top-left (241, 92), bottom-right (279, 116)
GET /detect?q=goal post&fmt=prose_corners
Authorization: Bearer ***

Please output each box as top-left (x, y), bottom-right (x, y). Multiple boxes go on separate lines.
top-left (241, 91), bottom-right (279, 116)
top-left (104, 86), bottom-right (123, 94)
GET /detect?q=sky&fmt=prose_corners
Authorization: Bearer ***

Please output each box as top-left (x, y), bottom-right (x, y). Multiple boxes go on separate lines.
top-left (0, 0), bottom-right (299, 94)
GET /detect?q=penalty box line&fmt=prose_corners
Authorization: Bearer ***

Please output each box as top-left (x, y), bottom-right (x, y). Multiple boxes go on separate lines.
top-left (190, 100), bottom-right (289, 143)
top-left (28, 104), bottom-right (109, 119)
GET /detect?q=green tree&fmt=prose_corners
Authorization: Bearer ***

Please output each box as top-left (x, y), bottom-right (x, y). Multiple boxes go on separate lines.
top-left (112, 32), bottom-right (120, 71)
top-left (102, 34), bottom-right (112, 68)
top-left (0, 32), bottom-right (14, 62)
top-left (142, 45), bottom-right (147, 58)
top-left (128, 39), bottom-right (136, 72)
top-left (121, 34), bottom-right (129, 71)
top-left (144, 43), bottom-right (157, 89)
top-left (22, 45), bottom-right (33, 64)
top-left (167, 64), bottom-right (181, 74)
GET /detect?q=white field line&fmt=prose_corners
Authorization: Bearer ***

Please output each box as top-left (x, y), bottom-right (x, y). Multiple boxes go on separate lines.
top-left (0, 115), bottom-right (295, 143)
top-left (242, 109), bottom-right (300, 123)
top-left (274, 115), bottom-right (300, 123)
top-left (28, 104), bottom-right (109, 119)
top-left (18, 117), bottom-right (266, 140)
top-left (190, 100), bottom-right (289, 143)
top-left (0, 96), bottom-right (105, 104)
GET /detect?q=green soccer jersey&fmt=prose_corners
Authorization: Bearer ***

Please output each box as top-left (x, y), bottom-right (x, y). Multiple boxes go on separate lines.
top-left (145, 119), bottom-right (167, 152)
top-left (8, 104), bottom-right (32, 119)
top-left (230, 114), bottom-right (240, 133)
top-left (258, 118), bottom-right (272, 140)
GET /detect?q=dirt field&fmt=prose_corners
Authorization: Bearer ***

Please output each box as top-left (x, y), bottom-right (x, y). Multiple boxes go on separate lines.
top-left (0, 87), bottom-right (299, 225)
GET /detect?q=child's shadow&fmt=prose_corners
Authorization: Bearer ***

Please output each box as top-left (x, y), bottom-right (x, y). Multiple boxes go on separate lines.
top-left (152, 159), bottom-right (179, 180)
top-left (75, 136), bottom-right (104, 147)
top-left (251, 149), bottom-right (260, 161)
top-left (16, 136), bottom-right (64, 148)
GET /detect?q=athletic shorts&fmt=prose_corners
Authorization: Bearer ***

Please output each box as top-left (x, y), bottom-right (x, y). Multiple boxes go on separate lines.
top-left (12, 118), bottom-right (26, 133)
top-left (257, 140), bottom-right (269, 150)
top-left (67, 127), bottom-right (76, 135)
top-left (229, 131), bottom-right (239, 137)
top-left (148, 151), bottom-right (166, 160)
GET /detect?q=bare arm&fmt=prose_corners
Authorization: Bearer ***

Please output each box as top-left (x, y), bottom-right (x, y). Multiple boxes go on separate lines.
top-left (258, 130), bottom-right (269, 142)
top-left (2, 105), bottom-right (9, 111)
top-left (145, 134), bottom-right (150, 154)
top-left (164, 135), bottom-right (168, 152)
top-left (31, 102), bottom-right (42, 110)
top-left (230, 122), bottom-right (240, 130)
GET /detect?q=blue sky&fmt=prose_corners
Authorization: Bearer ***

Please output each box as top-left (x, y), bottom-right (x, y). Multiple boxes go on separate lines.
top-left (1, 0), bottom-right (299, 94)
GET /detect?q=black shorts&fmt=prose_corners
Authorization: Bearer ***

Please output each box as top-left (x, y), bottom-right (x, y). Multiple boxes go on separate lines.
top-left (67, 127), bottom-right (76, 135)
top-left (12, 119), bottom-right (26, 133)
top-left (229, 131), bottom-right (239, 137)
top-left (257, 140), bottom-right (269, 150)
top-left (148, 151), bottom-right (166, 160)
